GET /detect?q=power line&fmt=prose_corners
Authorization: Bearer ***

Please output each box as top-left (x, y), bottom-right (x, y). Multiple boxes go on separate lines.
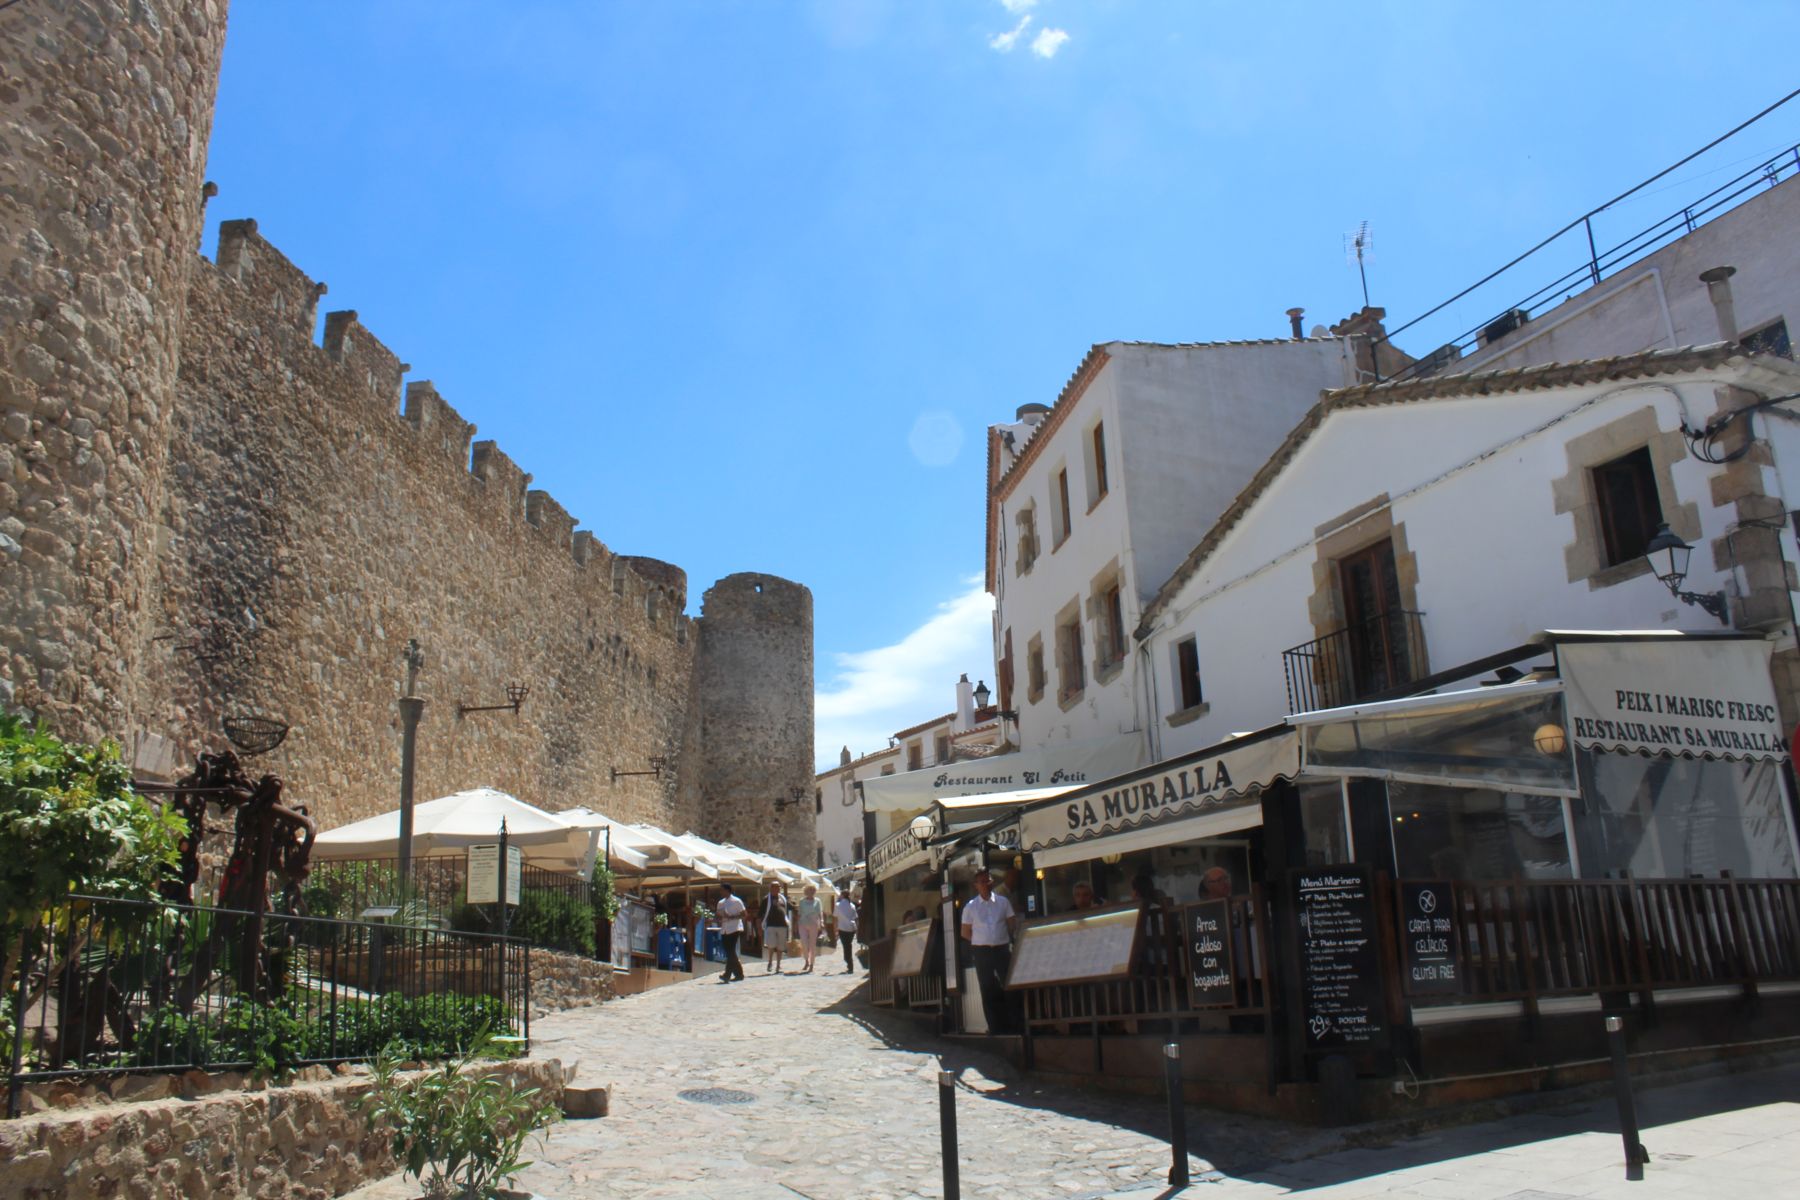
top-left (1386, 86), bottom-right (1800, 343)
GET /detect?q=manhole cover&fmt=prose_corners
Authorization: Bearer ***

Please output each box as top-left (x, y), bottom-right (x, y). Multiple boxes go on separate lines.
top-left (677, 1087), bottom-right (757, 1105)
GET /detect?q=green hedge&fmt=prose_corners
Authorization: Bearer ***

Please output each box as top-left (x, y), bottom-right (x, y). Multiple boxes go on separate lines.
top-left (127, 991), bottom-right (515, 1075)
top-left (453, 887), bottom-right (596, 958)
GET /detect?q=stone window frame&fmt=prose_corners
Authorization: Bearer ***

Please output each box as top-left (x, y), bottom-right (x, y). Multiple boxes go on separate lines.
top-left (1026, 633), bottom-right (1047, 704)
top-left (1085, 559), bottom-right (1127, 685)
top-left (1050, 463), bottom-right (1074, 551)
top-left (1054, 596), bottom-right (1086, 709)
top-left (933, 731), bottom-right (950, 763)
top-left (1014, 502), bottom-right (1040, 577)
top-left (906, 740), bottom-right (923, 771)
top-left (1167, 634), bottom-right (1208, 728)
top-left (1304, 498), bottom-right (1429, 682)
top-left (1551, 408), bottom-right (1697, 591)
top-left (1084, 418), bottom-right (1110, 513)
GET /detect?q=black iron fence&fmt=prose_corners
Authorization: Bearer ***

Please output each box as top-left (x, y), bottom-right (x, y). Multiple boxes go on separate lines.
top-left (301, 857), bottom-right (604, 959)
top-left (1282, 609), bottom-right (1428, 714)
top-left (5, 895), bottom-right (529, 1116)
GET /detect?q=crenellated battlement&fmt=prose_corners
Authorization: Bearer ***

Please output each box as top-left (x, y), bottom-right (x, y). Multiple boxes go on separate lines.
top-left (200, 219), bottom-right (701, 614)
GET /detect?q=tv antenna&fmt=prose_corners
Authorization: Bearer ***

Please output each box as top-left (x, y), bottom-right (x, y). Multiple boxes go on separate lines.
top-left (1344, 221), bottom-right (1373, 308)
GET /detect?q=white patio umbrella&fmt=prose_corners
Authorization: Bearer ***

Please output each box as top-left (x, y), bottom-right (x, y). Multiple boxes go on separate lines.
top-left (556, 807), bottom-right (705, 878)
top-left (643, 829), bottom-right (763, 884)
top-left (311, 787), bottom-right (649, 872)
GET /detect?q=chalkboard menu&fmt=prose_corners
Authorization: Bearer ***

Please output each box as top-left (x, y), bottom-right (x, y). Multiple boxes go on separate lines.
top-left (1006, 905), bottom-right (1140, 988)
top-left (1292, 868), bottom-right (1385, 1050)
top-left (891, 918), bottom-right (937, 979)
top-left (1182, 900), bottom-right (1235, 1008)
top-left (1398, 881), bottom-right (1459, 996)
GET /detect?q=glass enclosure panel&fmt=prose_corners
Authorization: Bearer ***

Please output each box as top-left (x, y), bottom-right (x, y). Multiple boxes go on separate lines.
top-left (1575, 751), bottom-right (1800, 879)
top-left (1304, 687), bottom-right (1577, 794)
top-left (1298, 779), bottom-right (1350, 866)
top-left (1388, 780), bottom-right (1573, 880)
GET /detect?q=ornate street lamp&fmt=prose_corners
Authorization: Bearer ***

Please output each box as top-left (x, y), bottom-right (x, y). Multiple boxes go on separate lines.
top-left (972, 680), bottom-right (991, 709)
top-left (1643, 524), bottom-right (1728, 624)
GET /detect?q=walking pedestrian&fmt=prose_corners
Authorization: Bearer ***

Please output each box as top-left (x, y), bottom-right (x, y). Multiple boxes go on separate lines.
top-left (834, 890), bottom-right (859, 974)
top-left (795, 884), bottom-right (823, 973)
top-left (715, 882), bottom-right (747, 983)
top-left (760, 882), bottom-right (790, 974)
top-left (959, 869), bottom-right (1019, 1034)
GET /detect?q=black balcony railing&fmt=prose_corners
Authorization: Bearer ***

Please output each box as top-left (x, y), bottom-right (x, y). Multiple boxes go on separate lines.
top-left (1283, 609), bottom-right (1428, 713)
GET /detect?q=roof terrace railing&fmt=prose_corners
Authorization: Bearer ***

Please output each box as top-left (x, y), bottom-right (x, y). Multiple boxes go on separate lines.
top-left (1379, 88), bottom-right (1800, 383)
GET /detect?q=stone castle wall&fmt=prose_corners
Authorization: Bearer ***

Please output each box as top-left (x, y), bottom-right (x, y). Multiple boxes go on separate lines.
top-left (142, 220), bottom-right (705, 830)
top-left (0, 3), bottom-right (814, 849)
top-left (0, 0), bottom-right (229, 740)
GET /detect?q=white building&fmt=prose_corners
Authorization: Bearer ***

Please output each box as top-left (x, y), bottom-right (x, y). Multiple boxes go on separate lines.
top-left (812, 674), bottom-right (1004, 870)
top-left (984, 338), bottom-right (1361, 757)
top-left (1135, 344), bottom-right (1800, 763)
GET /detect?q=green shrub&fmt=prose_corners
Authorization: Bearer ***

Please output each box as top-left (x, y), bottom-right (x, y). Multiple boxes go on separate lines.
top-left (456, 888), bottom-right (596, 957)
top-left (360, 1027), bottom-right (559, 1200)
top-left (0, 713), bottom-right (185, 962)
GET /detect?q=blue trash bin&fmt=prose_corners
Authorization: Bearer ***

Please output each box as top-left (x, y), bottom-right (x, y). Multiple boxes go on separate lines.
top-left (704, 928), bottom-right (726, 963)
top-left (656, 927), bottom-right (688, 970)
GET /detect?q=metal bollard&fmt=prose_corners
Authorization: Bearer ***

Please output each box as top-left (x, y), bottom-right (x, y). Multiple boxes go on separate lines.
top-left (938, 1067), bottom-right (961, 1200)
top-left (1605, 1014), bottom-right (1649, 1175)
top-left (1164, 1042), bottom-right (1190, 1187)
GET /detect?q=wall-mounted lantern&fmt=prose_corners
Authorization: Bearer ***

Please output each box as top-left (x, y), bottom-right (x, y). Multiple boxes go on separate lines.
top-left (1643, 524), bottom-right (1728, 624)
top-left (458, 681), bottom-right (530, 718)
top-left (611, 755), bottom-right (668, 784)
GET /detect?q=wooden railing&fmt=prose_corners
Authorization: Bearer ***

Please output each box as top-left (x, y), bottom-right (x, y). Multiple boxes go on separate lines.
top-left (1408, 877), bottom-right (1800, 1004)
top-left (1016, 893), bottom-right (1274, 1033)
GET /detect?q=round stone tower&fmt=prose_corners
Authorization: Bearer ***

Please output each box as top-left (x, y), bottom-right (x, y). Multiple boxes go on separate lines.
top-left (0, 1), bottom-right (230, 739)
top-left (695, 573), bottom-right (815, 865)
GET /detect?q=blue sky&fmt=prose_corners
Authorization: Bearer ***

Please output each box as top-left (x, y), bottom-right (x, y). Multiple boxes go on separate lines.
top-left (201, 2), bottom-right (1800, 769)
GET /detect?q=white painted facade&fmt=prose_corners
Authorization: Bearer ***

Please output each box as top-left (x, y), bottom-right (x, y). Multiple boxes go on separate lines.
top-left (1430, 174), bottom-right (1800, 376)
top-left (812, 675), bottom-right (1005, 869)
top-left (1134, 351), bottom-right (1800, 762)
top-left (986, 339), bottom-right (1359, 757)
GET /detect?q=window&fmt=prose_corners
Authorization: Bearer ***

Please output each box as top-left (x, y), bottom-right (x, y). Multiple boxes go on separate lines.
top-left (1742, 318), bottom-right (1792, 358)
top-left (816, 845), bottom-right (825, 868)
top-left (852, 837), bottom-right (865, 861)
top-left (1087, 422), bottom-right (1109, 508)
top-left (906, 741), bottom-right (922, 771)
top-left (1097, 581), bottom-right (1126, 668)
top-left (1026, 634), bottom-right (1046, 703)
top-left (1593, 447), bottom-right (1663, 567)
top-left (1052, 467), bottom-right (1073, 548)
top-left (1015, 505), bottom-right (1039, 576)
top-left (880, 765), bottom-right (895, 776)
top-left (814, 788), bottom-right (822, 816)
top-left (1056, 603), bottom-right (1085, 702)
top-left (1175, 636), bottom-right (1202, 711)
top-left (934, 732), bottom-right (950, 763)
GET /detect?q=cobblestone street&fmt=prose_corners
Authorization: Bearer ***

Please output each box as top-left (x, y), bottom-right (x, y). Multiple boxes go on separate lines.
top-left (510, 966), bottom-right (1332, 1200)
top-left (339, 965), bottom-right (1800, 1200)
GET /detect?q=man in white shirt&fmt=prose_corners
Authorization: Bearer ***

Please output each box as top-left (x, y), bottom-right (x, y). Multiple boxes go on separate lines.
top-left (715, 882), bottom-right (747, 983)
top-left (833, 892), bottom-right (859, 974)
top-left (959, 869), bottom-right (1019, 1034)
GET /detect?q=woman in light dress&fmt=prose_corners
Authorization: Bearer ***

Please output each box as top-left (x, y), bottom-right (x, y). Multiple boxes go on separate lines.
top-left (760, 882), bottom-right (790, 974)
top-left (794, 884), bottom-right (823, 973)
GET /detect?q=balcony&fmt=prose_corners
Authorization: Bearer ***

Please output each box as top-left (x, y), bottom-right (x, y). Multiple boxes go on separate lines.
top-left (1282, 609), bottom-right (1428, 714)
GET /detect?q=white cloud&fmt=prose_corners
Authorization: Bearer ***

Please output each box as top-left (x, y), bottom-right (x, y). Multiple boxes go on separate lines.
top-left (999, 0), bottom-right (1039, 12)
top-left (1030, 27), bottom-right (1071, 58)
top-left (814, 579), bottom-right (994, 770)
top-left (989, 14), bottom-right (1031, 52)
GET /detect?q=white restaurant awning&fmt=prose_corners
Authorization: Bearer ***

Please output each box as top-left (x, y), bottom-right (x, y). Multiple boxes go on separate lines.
top-left (1554, 633), bottom-right (1787, 760)
top-left (311, 788), bottom-right (651, 874)
top-left (858, 734), bottom-right (1146, 814)
top-left (1019, 727), bottom-right (1299, 866)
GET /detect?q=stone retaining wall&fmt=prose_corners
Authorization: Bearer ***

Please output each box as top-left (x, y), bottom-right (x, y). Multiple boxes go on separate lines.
top-left (0, 1059), bottom-right (565, 1200)
top-left (529, 946), bottom-right (618, 1013)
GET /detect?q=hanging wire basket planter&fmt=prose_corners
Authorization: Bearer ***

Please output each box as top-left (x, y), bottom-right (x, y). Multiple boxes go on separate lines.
top-left (223, 715), bottom-right (289, 757)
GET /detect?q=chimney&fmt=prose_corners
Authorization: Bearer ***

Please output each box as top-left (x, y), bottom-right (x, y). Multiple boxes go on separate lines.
top-left (954, 673), bottom-right (974, 733)
top-left (839, 746), bottom-right (852, 767)
top-left (1014, 403), bottom-right (1051, 426)
top-left (1286, 307), bottom-right (1305, 339)
top-left (1700, 266), bottom-right (1739, 343)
